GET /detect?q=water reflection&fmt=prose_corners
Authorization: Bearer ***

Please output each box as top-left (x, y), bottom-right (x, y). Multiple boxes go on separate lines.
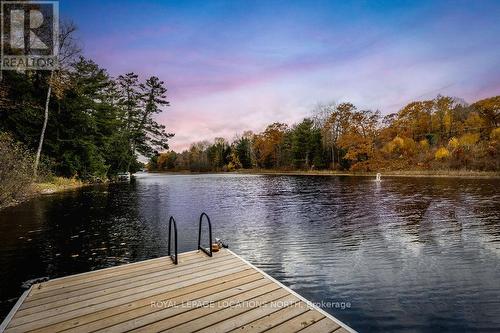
top-left (0, 174), bottom-right (499, 332)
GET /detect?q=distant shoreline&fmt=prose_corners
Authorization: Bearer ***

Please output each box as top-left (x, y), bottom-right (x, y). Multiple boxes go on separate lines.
top-left (149, 169), bottom-right (500, 179)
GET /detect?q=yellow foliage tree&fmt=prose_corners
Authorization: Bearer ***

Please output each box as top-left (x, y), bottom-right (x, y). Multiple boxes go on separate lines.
top-left (435, 147), bottom-right (451, 160)
top-left (227, 150), bottom-right (242, 171)
top-left (491, 127), bottom-right (500, 141)
top-left (392, 136), bottom-right (404, 148)
top-left (448, 137), bottom-right (459, 150)
top-left (419, 139), bottom-right (429, 150)
top-left (458, 133), bottom-right (479, 149)
top-left (252, 123), bottom-right (288, 168)
top-left (382, 141), bottom-right (396, 154)
top-left (490, 128), bottom-right (500, 157)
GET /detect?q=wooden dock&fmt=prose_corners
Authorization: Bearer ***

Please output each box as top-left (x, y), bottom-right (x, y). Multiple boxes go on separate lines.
top-left (0, 249), bottom-right (355, 333)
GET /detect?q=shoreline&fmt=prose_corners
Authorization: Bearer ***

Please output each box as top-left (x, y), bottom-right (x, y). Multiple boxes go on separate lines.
top-left (32, 178), bottom-right (88, 195)
top-left (0, 178), bottom-right (94, 211)
top-left (3, 169), bottom-right (499, 211)
top-left (241, 169), bottom-right (500, 179)
top-left (151, 169), bottom-right (500, 179)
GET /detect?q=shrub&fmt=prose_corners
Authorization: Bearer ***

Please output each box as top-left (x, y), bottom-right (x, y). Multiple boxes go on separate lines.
top-left (434, 147), bottom-right (451, 160)
top-left (489, 127), bottom-right (500, 141)
top-left (0, 133), bottom-right (35, 207)
top-left (459, 133), bottom-right (480, 149)
top-left (448, 137), bottom-right (459, 150)
top-left (419, 139), bottom-right (429, 150)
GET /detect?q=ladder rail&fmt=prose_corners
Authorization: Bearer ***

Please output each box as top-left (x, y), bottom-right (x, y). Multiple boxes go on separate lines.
top-left (168, 216), bottom-right (178, 264)
top-left (198, 212), bottom-right (213, 257)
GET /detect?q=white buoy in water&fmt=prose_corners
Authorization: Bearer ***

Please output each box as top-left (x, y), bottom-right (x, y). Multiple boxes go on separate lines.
top-left (375, 173), bottom-right (381, 182)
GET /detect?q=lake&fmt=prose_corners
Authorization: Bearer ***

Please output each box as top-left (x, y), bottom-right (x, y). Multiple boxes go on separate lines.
top-left (0, 173), bottom-right (499, 332)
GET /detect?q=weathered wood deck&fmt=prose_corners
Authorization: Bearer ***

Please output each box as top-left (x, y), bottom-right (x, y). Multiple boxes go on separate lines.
top-left (0, 249), bottom-right (355, 333)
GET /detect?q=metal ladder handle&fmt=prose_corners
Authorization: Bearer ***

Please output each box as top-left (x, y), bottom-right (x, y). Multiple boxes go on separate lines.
top-left (198, 212), bottom-right (213, 257)
top-left (168, 216), bottom-right (178, 264)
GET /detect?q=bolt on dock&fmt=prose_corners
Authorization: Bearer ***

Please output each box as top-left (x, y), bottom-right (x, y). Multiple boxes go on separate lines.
top-left (0, 249), bottom-right (355, 333)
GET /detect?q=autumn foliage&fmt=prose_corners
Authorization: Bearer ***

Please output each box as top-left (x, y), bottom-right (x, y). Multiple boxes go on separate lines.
top-left (149, 95), bottom-right (500, 172)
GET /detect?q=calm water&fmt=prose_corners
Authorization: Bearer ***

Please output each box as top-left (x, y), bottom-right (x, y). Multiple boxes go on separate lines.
top-left (0, 173), bottom-right (499, 332)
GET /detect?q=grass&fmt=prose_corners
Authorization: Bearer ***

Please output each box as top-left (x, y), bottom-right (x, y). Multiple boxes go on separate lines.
top-left (1, 177), bottom-right (88, 210)
top-left (32, 177), bottom-right (86, 195)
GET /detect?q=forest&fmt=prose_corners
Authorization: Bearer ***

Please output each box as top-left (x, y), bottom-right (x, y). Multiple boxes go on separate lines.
top-left (0, 63), bottom-right (173, 179)
top-left (0, 23), bottom-right (174, 206)
top-left (0, 25), bottom-right (173, 181)
top-left (148, 95), bottom-right (500, 172)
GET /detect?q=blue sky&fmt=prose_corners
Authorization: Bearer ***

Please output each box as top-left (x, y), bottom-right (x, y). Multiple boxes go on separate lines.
top-left (63, 0), bottom-right (500, 150)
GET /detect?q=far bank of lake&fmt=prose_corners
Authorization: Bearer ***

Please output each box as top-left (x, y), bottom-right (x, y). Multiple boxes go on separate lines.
top-left (2, 170), bottom-right (498, 212)
top-left (154, 168), bottom-right (500, 179)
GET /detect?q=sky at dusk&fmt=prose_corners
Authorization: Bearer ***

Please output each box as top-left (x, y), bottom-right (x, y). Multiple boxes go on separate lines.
top-left (63, 0), bottom-right (500, 151)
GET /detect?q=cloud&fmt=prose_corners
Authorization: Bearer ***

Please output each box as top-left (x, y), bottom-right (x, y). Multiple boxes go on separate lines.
top-left (66, 0), bottom-right (500, 151)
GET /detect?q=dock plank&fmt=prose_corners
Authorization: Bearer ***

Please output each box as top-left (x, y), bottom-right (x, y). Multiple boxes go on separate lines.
top-left (228, 301), bottom-right (309, 333)
top-left (130, 282), bottom-right (281, 333)
top-left (53, 271), bottom-right (263, 333)
top-left (299, 317), bottom-right (341, 333)
top-left (264, 310), bottom-right (325, 332)
top-left (26, 251), bottom-right (229, 301)
top-left (7, 263), bottom-right (249, 331)
top-left (160, 288), bottom-right (291, 333)
top-left (0, 249), bottom-right (355, 333)
top-left (109, 279), bottom-right (275, 333)
top-left (19, 256), bottom-right (241, 313)
top-left (30, 251), bottom-right (226, 295)
top-left (194, 294), bottom-right (300, 333)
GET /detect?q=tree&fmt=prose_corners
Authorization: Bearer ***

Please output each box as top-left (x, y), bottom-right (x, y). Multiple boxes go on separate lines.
top-left (188, 141), bottom-right (210, 171)
top-left (252, 123), bottom-right (288, 168)
top-left (116, 74), bottom-right (174, 172)
top-left (207, 137), bottom-right (230, 170)
top-left (154, 151), bottom-right (177, 170)
top-left (320, 102), bottom-right (355, 168)
top-left (54, 57), bottom-right (112, 178)
top-left (339, 109), bottom-right (380, 170)
top-left (234, 131), bottom-right (253, 168)
top-left (471, 96), bottom-right (499, 129)
top-left (291, 118), bottom-right (323, 169)
top-left (34, 21), bottom-right (81, 177)
top-left (136, 76), bottom-right (174, 157)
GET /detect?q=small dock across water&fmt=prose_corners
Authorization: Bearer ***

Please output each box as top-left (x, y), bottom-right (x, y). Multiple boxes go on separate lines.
top-left (0, 249), bottom-right (355, 332)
